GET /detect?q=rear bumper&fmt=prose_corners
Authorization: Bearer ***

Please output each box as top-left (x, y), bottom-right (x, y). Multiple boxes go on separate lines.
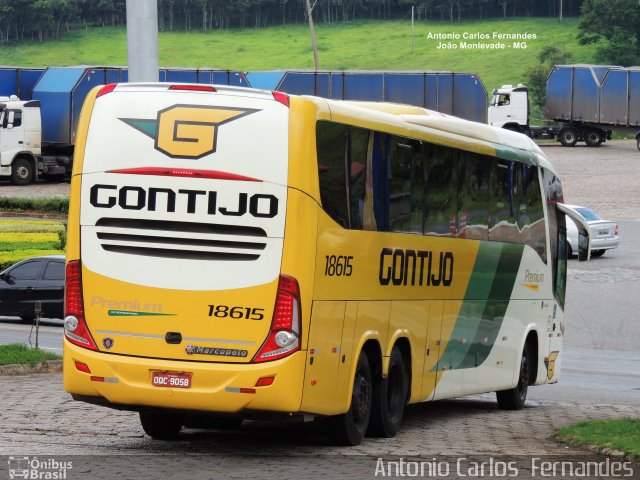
top-left (591, 237), bottom-right (619, 250)
top-left (64, 340), bottom-right (306, 415)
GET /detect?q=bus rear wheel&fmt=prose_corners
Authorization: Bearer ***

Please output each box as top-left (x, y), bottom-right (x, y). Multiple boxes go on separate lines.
top-left (327, 351), bottom-right (372, 446)
top-left (368, 346), bottom-right (408, 437)
top-left (139, 411), bottom-right (184, 440)
top-left (496, 343), bottom-right (531, 410)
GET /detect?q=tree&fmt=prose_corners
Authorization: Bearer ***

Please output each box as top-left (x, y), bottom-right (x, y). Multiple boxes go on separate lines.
top-left (578, 0), bottom-right (640, 66)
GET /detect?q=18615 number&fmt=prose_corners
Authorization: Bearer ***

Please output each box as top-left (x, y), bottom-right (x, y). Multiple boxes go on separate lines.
top-left (325, 255), bottom-right (353, 277)
top-left (208, 305), bottom-right (264, 320)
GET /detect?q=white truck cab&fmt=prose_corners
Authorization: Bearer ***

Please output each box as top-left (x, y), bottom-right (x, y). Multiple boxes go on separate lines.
top-left (487, 84), bottom-right (529, 132)
top-left (0, 98), bottom-right (68, 185)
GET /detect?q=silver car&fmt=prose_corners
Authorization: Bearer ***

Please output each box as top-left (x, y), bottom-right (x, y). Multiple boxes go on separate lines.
top-left (565, 205), bottom-right (619, 258)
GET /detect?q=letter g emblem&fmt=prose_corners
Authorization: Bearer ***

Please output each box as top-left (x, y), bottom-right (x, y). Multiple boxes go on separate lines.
top-left (155, 105), bottom-right (257, 159)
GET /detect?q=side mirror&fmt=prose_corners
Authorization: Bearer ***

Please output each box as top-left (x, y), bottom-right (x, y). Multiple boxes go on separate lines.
top-left (578, 229), bottom-right (590, 262)
top-left (557, 203), bottom-right (591, 262)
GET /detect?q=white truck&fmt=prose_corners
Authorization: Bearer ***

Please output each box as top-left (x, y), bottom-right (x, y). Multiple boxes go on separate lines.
top-left (487, 84), bottom-right (612, 147)
top-left (0, 98), bottom-right (71, 185)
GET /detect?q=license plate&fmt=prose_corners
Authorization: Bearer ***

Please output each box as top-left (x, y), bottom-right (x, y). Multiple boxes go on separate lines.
top-left (151, 371), bottom-right (192, 389)
top-left (598, 229), bottom-right (609, 235)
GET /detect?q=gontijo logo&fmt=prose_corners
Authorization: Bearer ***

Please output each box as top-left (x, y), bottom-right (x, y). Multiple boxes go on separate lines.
top-left (120, 105), bottom-right (258, 159)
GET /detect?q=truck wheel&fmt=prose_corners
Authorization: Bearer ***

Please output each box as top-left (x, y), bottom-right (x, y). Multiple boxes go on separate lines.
top-left (559, 127), bottom-right (578, 147)
top-left (139, 411), bottom-right (183, 440)
top-left (10, 158), bottom-right (35, 185)
top-left (496, 343), bottom-right (531, 410)
top-left (327, 351), bottom-right (372, 446)
top-left (368, 346), bottom-right (409, 438)
top-left (584, 129), bottom-right (603, 147)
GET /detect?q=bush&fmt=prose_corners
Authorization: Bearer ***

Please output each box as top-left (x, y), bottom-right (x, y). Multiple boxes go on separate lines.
top-left (0, 197), bottom-right (69, 214)
top-left (0, 249), bottom-right (65, 270)
top-left (0, 220), bottom-right (66, 270)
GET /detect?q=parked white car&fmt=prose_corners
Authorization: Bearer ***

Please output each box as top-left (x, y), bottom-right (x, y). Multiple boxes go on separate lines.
top-left (565, 205), bottom-right (619, 258)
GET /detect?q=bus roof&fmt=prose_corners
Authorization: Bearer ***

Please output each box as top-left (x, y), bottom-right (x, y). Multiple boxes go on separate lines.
top-left (317, 97), bottom-right (556, 173)
top-left (96, 83), bottom-right (556, 174)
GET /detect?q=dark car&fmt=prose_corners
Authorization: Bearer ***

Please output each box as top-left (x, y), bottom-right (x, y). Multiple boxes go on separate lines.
top-left (0, 255), bottom-right (65, 321)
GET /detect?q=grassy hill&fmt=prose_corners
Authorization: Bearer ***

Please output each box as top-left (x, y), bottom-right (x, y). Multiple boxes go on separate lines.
top-left (0, 18), bottom-right (597, 99)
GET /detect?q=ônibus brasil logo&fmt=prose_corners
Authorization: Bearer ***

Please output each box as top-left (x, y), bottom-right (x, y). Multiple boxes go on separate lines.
top-left (120, 105), bottom-right (258, 159)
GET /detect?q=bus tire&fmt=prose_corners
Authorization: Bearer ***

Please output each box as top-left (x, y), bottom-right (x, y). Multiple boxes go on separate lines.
top-left (368, 346), bottom-right (408, 438)
top-left (558, 127), bottom-right (578, 147)
top-left (327, 351), bottom-right (372, 446)
top-left (10, 157), bottom-right (35, 185)
top-left (139, 411), bottom-right (183, 440)
top-left (496, 343), bottom-right (531, 410)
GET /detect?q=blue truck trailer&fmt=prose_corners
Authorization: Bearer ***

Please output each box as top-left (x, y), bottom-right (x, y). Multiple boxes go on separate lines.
top-left (489, 65), bottom-right (640, 149)
top-left (247, 70), bottom-right (488, 123)
top-left (1, 66), bottom-right (486, 184)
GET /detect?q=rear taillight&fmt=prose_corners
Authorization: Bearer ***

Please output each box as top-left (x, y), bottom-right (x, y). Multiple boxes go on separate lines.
top-left (615, 224), bottom-right (619, 236)
top-left (169, 84), bottom-right (216, 92)
top-left (64, 260), bottom-right (97, 350)
top-left (253, 275), bottom-right (301, 363)
top-left (97, 83), bottom-right (117, 97)
top-left (272, 91), bottom-right (290, 107)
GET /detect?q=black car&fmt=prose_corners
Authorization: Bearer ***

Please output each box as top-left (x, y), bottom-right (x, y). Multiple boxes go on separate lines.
top-left (0, 255), bottom-right (65, 321)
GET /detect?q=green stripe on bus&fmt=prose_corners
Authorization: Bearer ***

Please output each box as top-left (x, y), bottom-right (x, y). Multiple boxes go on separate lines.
top-left (435, 242), bottom-right (524, 371)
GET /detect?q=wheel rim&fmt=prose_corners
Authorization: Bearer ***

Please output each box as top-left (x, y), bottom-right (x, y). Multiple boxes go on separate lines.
top-left (563, 131), bottom-right (576, 143)
top-left (587, 132), bottom-right (599, 144)
top-left (16, 165), bottom-right (29, 179)
top-left (352, 369), bottom-right (371, 423)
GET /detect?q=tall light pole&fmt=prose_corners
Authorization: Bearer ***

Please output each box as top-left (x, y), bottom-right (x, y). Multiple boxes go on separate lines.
top-left (305, 0), bottom-right (320, 69)
top-left (126, 0), bottom-right (159, 82)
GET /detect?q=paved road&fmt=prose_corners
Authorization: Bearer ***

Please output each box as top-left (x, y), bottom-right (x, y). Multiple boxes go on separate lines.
top-left (0, 318), bottom-right (63, 353)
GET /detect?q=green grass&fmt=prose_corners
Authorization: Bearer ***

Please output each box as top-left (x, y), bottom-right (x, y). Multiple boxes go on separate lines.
top-left (0, 343), bottom-right (60, 366)
top-left (555, 419), bottom-right (640, 458)
top-left (0, 18), bottom-right (599, 97)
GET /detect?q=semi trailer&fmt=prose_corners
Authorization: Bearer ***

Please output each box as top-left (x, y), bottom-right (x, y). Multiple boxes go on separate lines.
top-left (489, 65), bottom-right (640, 149)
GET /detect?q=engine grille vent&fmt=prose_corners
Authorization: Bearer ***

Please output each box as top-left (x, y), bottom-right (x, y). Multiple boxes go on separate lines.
top-left (95, 218), bottom-right (267, 261)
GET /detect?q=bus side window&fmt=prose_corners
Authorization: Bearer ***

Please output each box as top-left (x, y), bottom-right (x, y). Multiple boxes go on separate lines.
top-left (347, 127), bottom-right (369, 229)
top-left (520, 165), bottom-right (546, 262)
top-left (424, 144), bottom-right (456, 237)
top-left (316, 121), bottom-right (350, 228)
top-left (458, 152), bottom-right (489, 241)
top-left (489, 159), bottom-right (518, 242)
top-left (389, 138), bottom-right (423, 234)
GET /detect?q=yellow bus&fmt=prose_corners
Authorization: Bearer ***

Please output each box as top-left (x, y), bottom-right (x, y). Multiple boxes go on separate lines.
top-left (64, 83), bottom-right (590, 445)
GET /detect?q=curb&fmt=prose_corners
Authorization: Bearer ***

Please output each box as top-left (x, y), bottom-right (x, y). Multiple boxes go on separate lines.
top-left (0, 360), bottom-right (63, 376)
